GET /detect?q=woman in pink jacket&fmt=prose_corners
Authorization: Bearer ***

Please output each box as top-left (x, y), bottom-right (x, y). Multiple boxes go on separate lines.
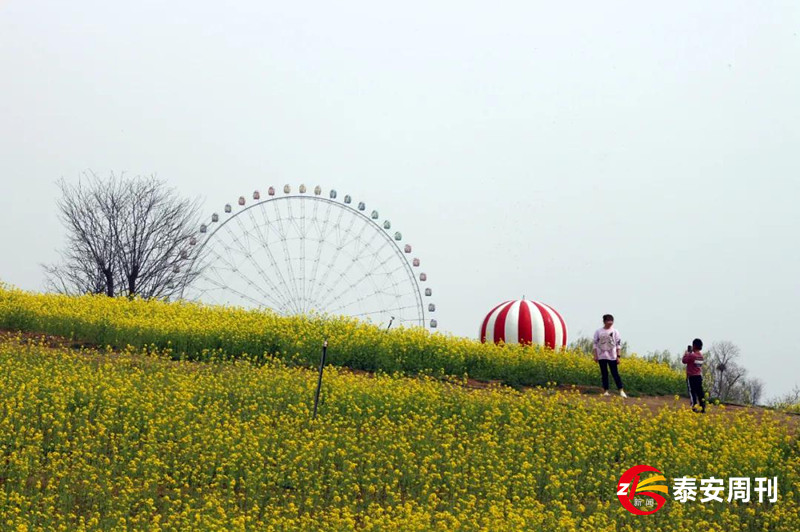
top-left (593, 314), bottom-right (627, 398)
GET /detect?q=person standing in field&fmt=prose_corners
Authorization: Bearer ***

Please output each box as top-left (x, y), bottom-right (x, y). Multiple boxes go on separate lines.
top-left (594, 314), bottom-right (627, 398)
top-left (682, 338), bottom-right (706, 413)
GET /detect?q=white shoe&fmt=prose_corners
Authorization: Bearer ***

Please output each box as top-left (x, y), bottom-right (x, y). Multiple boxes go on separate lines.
top-left (603, 391), bottom-right (611, 397)
top-left (620, 390), bottom-right (628, 398)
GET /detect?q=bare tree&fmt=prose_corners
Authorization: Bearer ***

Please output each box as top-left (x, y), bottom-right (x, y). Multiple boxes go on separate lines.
top-left (706, 341), bottom-right (747, 402)
top-left (740, 378), bottom-right (764, 405)
top-left (642, 349), bottom-right (683, 372)
top-left (770, 385), bottom-right (800, 411)
top-left (568, 336), bottom-right (594, 356)
top-left (45, 172), bottom-right (203, 299)
top-left (45, 177), bottom-right (119, 296)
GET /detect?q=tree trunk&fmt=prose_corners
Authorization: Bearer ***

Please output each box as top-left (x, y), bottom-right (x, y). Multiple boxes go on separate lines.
top-left (104, 268), bottom-right (114, 297)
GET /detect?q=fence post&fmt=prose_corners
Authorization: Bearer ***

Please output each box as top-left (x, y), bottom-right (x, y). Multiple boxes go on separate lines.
top-left (312, 339), bottom-right (328, 419)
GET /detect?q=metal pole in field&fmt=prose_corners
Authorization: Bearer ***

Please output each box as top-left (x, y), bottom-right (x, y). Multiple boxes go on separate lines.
top-left (312, 340), bottom-right (328, 419)
top-left (386, 316), bottom-right (395, 331)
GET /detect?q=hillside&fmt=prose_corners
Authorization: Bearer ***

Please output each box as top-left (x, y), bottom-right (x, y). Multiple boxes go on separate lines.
top-left (0, 334), bottom-right (797, 531)
top-left (0, 286), bottom-right (684, 395)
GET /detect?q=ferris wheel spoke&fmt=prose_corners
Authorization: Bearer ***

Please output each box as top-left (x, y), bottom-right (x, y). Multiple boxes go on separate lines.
top-left (189, 285), bottom-right (230, 309)
top-left (218, 223), bottom-right (295, 311)
top-left (315, 230), bottom-right (394, 312)
top-left (313, 248), bottom-right (371, 311)
top-left (202, 267), bottom-right (271, 309)
top-left (235, 210), bottom-right (253, 254)
top-left (303, 199), bottom-right (334, 307)
top-left (203, 248), bottom-right (289, 311)
top-left (201, 274), bottom-right (276, 309)
top-left (232, 214), bottom-right (294, 310)
top-left (340, 219), bottom-right (382, 260)
top-left (334, 202), bottom-right (360, 250)
top-left (322, 246), bottom-right (418, 321)
top-left (303, 200), bottom-right (336, 307)
top-left (233, 213), bottom-right (256, 254)
top-left (219, 223), bottom-right (254, 261)
top-left (309, 199), bottom-right (324, 240)
top-left (297, 199), bottom-right (320, 312)
top-left (378, 261), bottom-right (410, 278)
top-left (206, 234), bottom-right (291, 311)
top-left (325, 254), bottom-right (401, 315)
top-left (286, 197), bottom-right (306, 239)
top-left (314, 217), bottom-right (379, 302)
top-left (269, 199), bottom-right (304, 314)
top-left (344, 304), bottom-right (422, 320)
top-left (243, 255), bottom-right (293, 310)
top-left (396, 316), bottom-right (425, 324)
top-left (202, 269), bottom-right (239, 294)
top-left (298, 199), bottom-right (307, 312)
top-left (364, 240), bottom-right (416, 303)
top-left (338, 290), bottom-right (417, 319)
top-left (325, 270), bottom-right (411, 317)
top-left (201, 246), bottom-right (241, 279)
top-left (254, 206), bottom-right (297, 310)
top-left (248, 215), bottom-right (304, 314)
top-left (212, 228), bottom-right (247, 280)
top-left (189, 269), bottom-right (229, 301)
top-left (195, 290), bottom-right (221, 306)
top-left (309, 212), bottom-right (367, 310)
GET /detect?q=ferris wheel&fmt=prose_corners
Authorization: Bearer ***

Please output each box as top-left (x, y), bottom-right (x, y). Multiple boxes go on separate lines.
top-left (180, 185), bottom-right (437, 329)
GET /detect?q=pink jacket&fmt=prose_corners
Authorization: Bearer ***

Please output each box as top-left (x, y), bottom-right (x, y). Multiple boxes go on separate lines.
top-left (594, 327), bottom-right (621, 361)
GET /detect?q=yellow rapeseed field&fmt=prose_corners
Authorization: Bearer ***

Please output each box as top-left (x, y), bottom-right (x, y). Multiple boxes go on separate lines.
top-left (0, 336), bottom-right (797, 531)
top-left (0, 286), bottom-right (684, 395)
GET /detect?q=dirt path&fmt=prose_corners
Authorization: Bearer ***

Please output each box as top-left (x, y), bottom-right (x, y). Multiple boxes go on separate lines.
top-left (550, 383), bottom-right (799, 433)
top-left (0, 329), bottom-right (89, 349)
top-left (339, 365), bottom-right (800, 433)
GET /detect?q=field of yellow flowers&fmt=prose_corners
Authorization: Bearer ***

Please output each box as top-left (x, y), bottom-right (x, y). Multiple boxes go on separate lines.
top-left (0, 286), bottom-right (684, 395)
top-left (0, 335), bottom-right (797, 531)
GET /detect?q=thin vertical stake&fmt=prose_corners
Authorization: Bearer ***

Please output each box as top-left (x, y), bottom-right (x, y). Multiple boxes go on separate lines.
top-left (312, 340), bottom-right (328, 419)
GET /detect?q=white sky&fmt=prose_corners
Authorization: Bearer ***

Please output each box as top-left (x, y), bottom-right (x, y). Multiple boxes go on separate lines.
top-left (1, 1), bottom-right (798, 399)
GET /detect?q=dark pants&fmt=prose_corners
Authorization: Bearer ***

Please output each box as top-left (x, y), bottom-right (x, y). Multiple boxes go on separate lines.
top-left (687, 375), bottom-right (706, 412)
top-left (598, 359), bottom-right (623, 391)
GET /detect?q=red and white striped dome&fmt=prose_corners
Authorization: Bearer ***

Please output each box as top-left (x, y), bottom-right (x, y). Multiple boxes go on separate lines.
top-left (480, 299), bottom-right (567, 349)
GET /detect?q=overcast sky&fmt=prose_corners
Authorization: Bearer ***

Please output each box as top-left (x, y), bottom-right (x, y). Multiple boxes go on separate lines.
top-left (1, 1), bottom-right (798, 399)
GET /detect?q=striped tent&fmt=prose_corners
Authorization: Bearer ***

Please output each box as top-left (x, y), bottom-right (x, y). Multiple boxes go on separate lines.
top-left (480, 299), bottom-right (567, 349)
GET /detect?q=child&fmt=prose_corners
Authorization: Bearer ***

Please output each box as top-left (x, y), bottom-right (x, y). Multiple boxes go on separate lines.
top-left (593, 314), bottom-right (627, 398)
top-left (682, 338), bottom-right (706, 413)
